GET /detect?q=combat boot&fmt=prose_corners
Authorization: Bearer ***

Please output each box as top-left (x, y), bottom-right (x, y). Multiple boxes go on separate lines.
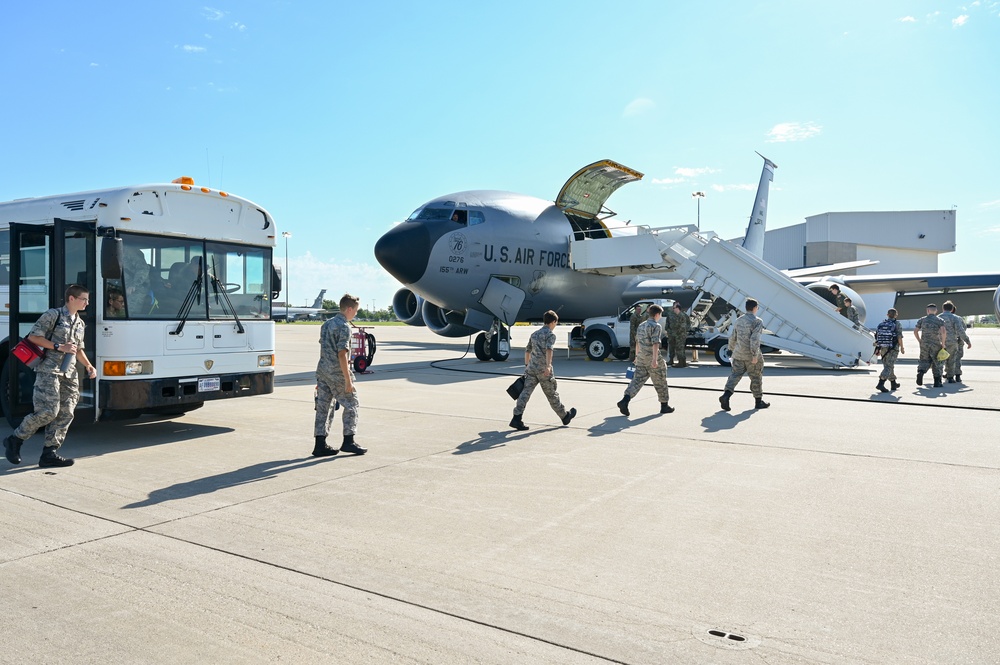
top-left (4, 434), bottom-right (24, 465)
top-left (946, 376), bottom-right (955, 383)
top-left (660, 402), bottom-right (675, 414)
top-left (955, 374), bottom-right (962, 383)
top-left (617, 393), bottom-right (631, 417)
top-left (754, 397), bottom-right (770, 409)
top-left (890, 380), bottom-right (900, 391)
top-left (312, 436), bottom-right (339, 457)
top-left (340, 435), bottom-right (367, 455)
top-left (916, 371), bottom-right (925, 386)
top-left (509, 414), bottom-right (529, 431)
top-left (38, 447), bottom-right (73, 468)
top-left (932, 377), bottom-right (943, 388)
top-left (561, 408), bottom-right (577, 426)
top-left (876, 379), bottom-right (888, 393)
top-left (719, 390), bottom-right (732, 412)
top-left (676, 360), bottom-right (687, 368)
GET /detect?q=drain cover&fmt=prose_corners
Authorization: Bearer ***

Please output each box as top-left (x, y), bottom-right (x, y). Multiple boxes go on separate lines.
top-left (692, 625), bottom-right (761, 650)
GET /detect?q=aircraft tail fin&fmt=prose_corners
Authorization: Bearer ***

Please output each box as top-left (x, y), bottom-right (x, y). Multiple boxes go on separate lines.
top-left (740, 153), bottom-right (777, 259)
top-left (311, 290), bottom-right (327, 309)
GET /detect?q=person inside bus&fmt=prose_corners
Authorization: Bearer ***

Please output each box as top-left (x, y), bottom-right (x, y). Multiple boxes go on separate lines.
top-left (123, 245), bottom-right (151, 312)
top-left (106, 289), bottom-right (126, 318)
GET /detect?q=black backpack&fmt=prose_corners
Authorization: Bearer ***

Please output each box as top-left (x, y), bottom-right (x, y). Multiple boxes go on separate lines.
top-left (875, 319), bottom-right (898, 348)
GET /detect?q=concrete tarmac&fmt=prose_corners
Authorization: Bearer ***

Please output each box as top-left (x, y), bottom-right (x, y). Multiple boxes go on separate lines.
top-left (2, 324), bottom-right (999, 664)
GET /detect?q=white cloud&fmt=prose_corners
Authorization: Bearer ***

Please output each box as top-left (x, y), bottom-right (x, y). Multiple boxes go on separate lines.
top-left (203, 7), bottom-right (224, 21)
top-left (674, 166), bottom-right (719, 178)
top-left (288, 252), bottom-right (402, 311)
top-left (89, 62), bottom-right (99, 67)
top-left (623, 97), bottom-right (655, 118)
top-left (899, 15), bottom-right (917, 22)
top-left (651, 177), bottom-right (686, 185)
top-left (710, 183), bottom-right (755, 192)
top-left (980, 199), bottom-right (1000, 209)
top-left (232, 22), bottom-right (247, 31)
top-left (181, 45), bottom-right (207, 53)
top-left (952, 14), bottom-right (970, 26)
top-left (766, 121), bottom-right (822, 143)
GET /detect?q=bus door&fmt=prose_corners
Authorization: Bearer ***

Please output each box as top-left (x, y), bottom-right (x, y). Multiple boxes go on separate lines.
top-left (4, 221), bottom-right (96, 426)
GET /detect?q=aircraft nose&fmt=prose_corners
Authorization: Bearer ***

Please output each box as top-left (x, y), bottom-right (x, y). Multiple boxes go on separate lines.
top-left (374, 223), bottom-right (430, 285)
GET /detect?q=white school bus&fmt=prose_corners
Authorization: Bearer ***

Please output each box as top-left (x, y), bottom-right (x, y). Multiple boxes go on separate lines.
top-left (0, 178), bottom-right (278, 425)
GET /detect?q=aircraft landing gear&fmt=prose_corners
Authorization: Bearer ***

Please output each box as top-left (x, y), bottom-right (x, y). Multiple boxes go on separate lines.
top-left (474, 322), bottom-right (510, 362)
top-left (474, 333), bottom-right (491, 361)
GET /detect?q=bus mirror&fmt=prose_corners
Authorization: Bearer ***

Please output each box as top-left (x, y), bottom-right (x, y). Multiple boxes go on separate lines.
top-left (271, 264), bottom-right (282, 300)
top-left (102, 237), bottom-right (124, 279)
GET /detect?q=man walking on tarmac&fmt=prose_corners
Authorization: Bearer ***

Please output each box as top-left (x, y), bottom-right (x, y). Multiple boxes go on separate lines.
top-left (913, 303), bottom-right (947, 388)
top-left (666, 302), bottom-right (689, 367)
top-left (874, 308), bottom-right (905, 393)
top-left (617, 304), bottom-right (674, 416)
top-left (719, 298), bottom-right (770, 412)
top-left (313, 293), bottom-right (367, 457)
top-left (510, 310), bottom-right (576, 431)
top-left (940, 300), bottom-right (971, 383)
top-left (4, 284), bottom-right (98, 468)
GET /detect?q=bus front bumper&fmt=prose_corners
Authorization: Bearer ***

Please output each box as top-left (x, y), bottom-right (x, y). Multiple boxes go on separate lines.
top-left (99, 371), bottom-right (274, 412)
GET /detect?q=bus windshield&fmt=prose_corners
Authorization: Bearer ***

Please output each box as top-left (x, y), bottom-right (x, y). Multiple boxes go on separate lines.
top-left (109, 233), bottom-right (271, 320)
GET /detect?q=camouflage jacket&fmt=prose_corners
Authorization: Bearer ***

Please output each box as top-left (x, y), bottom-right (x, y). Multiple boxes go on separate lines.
top-left (30, 306), bottom-right (86, 377)
top-left (525, 326), bottom-right (557, 373)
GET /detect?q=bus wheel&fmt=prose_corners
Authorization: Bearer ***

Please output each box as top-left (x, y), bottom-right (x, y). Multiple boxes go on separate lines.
top-left (0, 361), bottom-right (24, 429)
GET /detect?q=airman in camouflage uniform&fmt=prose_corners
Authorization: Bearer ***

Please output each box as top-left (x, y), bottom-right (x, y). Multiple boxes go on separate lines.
top-left (4, 285), bottom-right (98, 468)
top-left (628, 304), bottom-right (648, 363)
top-left (313, 294), bottom-right (366, 456)
top-left (719, 298), bottom-right (769, 411)
top-left (940, 300), bottom-right (971, 383)
top-left (842, 298), bottom-right (860, 325)
top-left (617, 304), bottom-right (673, 416)
top-left (913, 303), bottom-right (947, 387)
top-left (829, 284), bottom-right (847, 318)
top-left (874, 308), bottom-right (904, 393)
top-left (123, 244), bottom-right (151, 313)
top-left (665, 302), bottom-right (689, 367)
top-left (510, 310), bottom-right (575, 430)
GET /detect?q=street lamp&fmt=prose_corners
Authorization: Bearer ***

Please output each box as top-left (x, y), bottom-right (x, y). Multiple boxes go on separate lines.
top-left (692, 191), bottom-right (705, 231)
top-left (281, 231), bottom-right (291, 322)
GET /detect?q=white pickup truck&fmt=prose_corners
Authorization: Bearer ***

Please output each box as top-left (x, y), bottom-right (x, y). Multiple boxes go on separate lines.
top-left (571, 299), bottom-right (675, 361)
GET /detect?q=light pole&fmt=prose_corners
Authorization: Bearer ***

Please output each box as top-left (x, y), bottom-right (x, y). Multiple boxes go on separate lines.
top-left (692, 191), bottom-right (705, 231)
top-left (281, 231), bottom-right (291, 322)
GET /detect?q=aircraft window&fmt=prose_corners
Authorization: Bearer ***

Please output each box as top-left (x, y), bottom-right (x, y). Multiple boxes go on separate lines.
top-left (407, 208), bottom-right (453, 222)
top-left (450, 210), bottom-right (468, 224)
top-left (469, 211), bottom-right (485, 226)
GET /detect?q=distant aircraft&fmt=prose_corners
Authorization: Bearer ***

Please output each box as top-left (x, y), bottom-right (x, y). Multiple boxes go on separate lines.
top-left (375, 156), bottom-right (1000, 361)
top-left (273, 289), bottom-right (328, 322)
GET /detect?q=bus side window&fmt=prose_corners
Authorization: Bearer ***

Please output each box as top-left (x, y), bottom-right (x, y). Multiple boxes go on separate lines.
top-left (469, 211), bottom-right (485, 226)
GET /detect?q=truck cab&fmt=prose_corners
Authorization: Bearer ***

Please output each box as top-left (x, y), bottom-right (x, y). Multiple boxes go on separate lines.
top-left (574, 299), bottom-right (675, 361)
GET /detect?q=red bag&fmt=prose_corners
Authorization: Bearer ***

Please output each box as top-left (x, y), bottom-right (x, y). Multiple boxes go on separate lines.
top-left (12, 338), bottom-right (46, 369)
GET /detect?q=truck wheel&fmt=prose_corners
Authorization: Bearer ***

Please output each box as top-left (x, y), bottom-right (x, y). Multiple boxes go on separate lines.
top-left (474, 333), bottom-right (491, 361)
top-left (585, 332), bottom-right (612, 361)
top-left (713, 342), bottom-right (733, 367)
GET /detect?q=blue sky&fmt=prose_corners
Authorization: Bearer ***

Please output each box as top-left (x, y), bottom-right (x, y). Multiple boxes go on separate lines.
top-left (2, 1), bottom-right (997, 310)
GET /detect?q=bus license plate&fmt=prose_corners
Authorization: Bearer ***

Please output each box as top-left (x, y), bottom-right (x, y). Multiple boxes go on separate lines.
top-left (198, 377), bottom-right (221, 392)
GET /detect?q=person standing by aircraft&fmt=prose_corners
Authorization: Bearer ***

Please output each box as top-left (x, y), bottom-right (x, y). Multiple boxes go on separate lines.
top-left (874, 308), bottom-right (904, 393)
top-left (617, 304), bottom-right (674, 416)
top-left (913, 303), bottom-right (947, 387)
top-left (3, 285), bottom-right (98, 468)
top-left (842, 297), bottom-right (860, 325)
top-left (313, 293), bottom-right (367, 456)
top-left (719, 299), bottom-right (770, 412)
top-left (666, 302), bottom-right (689, 367)
top-left (628, 303), bottom-right (648, 364)
top-left (510, 310), bottom-right (576, 431)
top-left (829, 284), bottom-right (847, 317)
top-left (940, 300), bottom-right (971, 383)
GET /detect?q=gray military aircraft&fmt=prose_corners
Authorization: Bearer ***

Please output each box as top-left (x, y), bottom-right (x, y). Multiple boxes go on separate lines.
top-left (273, 289), bottom-right (328, 322)
top-left (375, 156), bottom-right (1000, 362)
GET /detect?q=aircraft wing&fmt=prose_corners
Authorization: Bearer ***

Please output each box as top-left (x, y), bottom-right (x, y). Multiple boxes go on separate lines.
top-left (783, 260), bottom-right (880, 279)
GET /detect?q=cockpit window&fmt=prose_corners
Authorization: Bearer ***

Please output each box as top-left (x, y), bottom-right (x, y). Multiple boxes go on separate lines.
top-left (406, 207), bottom-right (453, 222)
top-left (450, 210), bottom-right (468, 224)
top-left (469, 211), bottom-right (485, 226)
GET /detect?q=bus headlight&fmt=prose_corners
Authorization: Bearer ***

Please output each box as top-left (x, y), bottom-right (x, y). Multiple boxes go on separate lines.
top-left (257, 354), bottom-right (274, 367)
top-left (104, 360), bottom-right (153, 376)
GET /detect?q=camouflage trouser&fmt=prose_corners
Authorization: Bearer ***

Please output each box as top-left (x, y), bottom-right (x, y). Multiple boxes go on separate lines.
top-left (14, 372), bottom-right (80, 450)
top-left (628, 336), bottom-right (637, 363)
top-left (724, 357), bottom-right (763, 398)
top-left (666, 333), bottom-right (686, 364)
top-left (514, 369), bottom-right (567, 418)
top-left (917, 343), bottom-right (943, 380)
top-left (626, 360), bottom-right (669, 402)
top-left (315, 371), bottom-right (359, 437)
top-left (878, 348), bottom-right (900, 381)
top-left (943, 342), bottom-right (962, 378)
top-left (954, 344), bottom-right (965, 378)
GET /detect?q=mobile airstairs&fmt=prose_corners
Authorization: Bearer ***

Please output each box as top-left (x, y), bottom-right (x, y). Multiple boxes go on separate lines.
top-left (569, 226), bottom-right (875, 368)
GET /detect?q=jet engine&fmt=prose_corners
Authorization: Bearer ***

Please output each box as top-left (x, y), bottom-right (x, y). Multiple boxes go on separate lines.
top-left (421, 300), bottom-right (479, 338)
top-left (806, 281), bottom-right (867, 324)
top-left (993, 283), bottom-right (1000, 321)
top-left (391, 288), bottom-right (426, 326)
